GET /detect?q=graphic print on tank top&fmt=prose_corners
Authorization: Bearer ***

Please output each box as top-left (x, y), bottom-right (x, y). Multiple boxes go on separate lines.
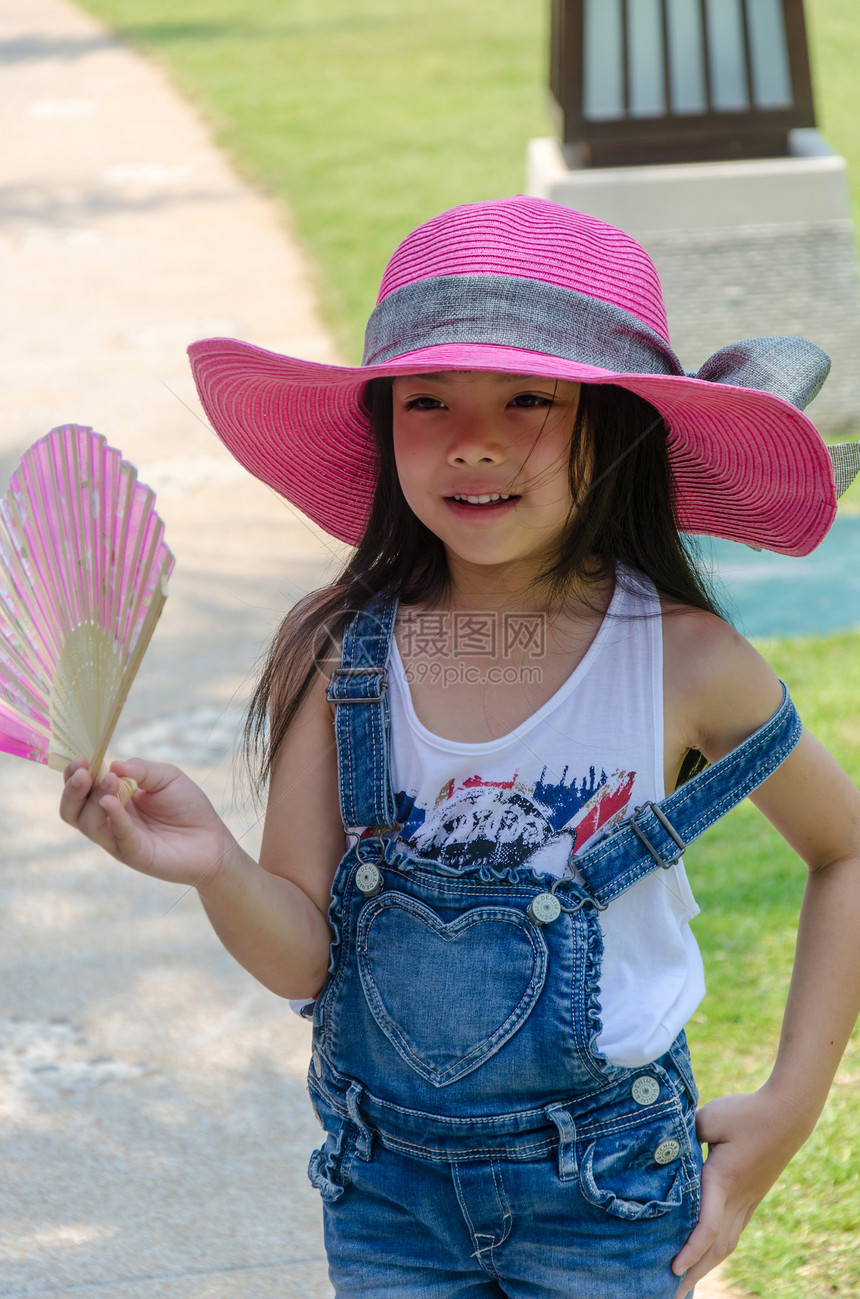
top-left (317, 570), bottom-right (706, 1066)
top-left (389, 764), bottom-right (636, 873)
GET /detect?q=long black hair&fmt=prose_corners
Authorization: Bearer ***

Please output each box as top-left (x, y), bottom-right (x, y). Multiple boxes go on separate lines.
top-left (243, 380), bottom-right (722, 793)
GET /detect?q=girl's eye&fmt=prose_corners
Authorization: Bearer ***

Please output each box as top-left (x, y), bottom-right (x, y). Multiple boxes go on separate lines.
top-left (510, 393), bottom-right (553, 408)
top-left (404, 396), bottom-right (446, 411)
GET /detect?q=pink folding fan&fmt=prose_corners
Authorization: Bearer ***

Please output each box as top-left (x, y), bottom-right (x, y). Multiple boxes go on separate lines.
top-left (0, 425), bottom-right (174, 790)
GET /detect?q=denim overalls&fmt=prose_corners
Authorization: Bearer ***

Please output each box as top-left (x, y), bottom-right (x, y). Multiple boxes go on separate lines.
top-left (307, 596), bottom-right (802, 1298)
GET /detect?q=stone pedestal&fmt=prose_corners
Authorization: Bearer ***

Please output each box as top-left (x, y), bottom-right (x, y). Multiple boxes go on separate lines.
top-left (527, 131), bottom-right (860, 433)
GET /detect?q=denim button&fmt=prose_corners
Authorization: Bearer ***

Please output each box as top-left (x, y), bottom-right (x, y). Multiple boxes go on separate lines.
top-left (356, 863), bottom-right (383, 896)
top-left (654, 1139), bottom-right (681, 1164)
top-left (313, 1050), bottom-right (322, 1077)
top-left (631, 1076), bottom-right (660, 1106)
top-left (527, 892), bottom-right (562, 925)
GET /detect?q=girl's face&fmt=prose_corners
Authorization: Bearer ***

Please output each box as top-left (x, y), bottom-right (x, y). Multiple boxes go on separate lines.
top-left (391, 371), bottom-right (581, 589)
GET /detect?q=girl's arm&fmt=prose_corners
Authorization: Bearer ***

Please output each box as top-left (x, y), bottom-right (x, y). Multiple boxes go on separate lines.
top-left (665, 619), bottom-right (860, 1296)
top-left (60, 663), bottom-right (343, 1001)
top-left (200, 661), bottom-right (344, 999)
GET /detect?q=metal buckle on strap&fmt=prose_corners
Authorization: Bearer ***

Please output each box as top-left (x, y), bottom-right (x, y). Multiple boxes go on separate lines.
top-left (630, 803), bottom-right (687, 869)
top-left (326, 666), bottom-right (388, 704)
top-left (549, 876), bottom-right (608, 913)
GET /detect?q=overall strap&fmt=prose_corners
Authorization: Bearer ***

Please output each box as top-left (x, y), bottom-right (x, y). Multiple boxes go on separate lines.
top-left (327, 593), bottom-right (400, 832)
top-left (573, 683), bottom-right (802, 907)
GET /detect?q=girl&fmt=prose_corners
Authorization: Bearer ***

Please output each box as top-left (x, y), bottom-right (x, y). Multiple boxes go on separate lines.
top-left (62, 198), bottom-right (860, 1298)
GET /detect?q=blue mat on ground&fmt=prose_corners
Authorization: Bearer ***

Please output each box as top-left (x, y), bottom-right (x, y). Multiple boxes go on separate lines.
top-left (691, 514), bottom-right (860, 639)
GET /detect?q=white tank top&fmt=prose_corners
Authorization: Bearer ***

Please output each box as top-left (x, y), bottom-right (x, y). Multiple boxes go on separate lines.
top-left (386, 569), bottom-right (705, 1068)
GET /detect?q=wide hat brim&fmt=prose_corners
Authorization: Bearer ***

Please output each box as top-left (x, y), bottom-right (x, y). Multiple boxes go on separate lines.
top-left (189, 335), bottom-right (836, 557)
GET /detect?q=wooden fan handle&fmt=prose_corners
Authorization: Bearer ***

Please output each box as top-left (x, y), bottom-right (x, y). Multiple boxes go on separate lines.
top-left (94, 763), bottom-right (138, 807)
top-left (116, 777), bottom-right (139, 806)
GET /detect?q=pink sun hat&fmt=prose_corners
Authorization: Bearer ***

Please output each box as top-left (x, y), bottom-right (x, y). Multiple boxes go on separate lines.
top-left (188, 196), bottom-right (848, 556)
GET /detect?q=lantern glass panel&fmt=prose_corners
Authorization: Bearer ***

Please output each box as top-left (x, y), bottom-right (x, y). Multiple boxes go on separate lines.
top-left (748, 0), bottom-right (792, 107)
top-left (583, 0), bottom-right (624, 120)
top-left (705, 0), bottom-right (749, 111)
top-left (666, 0), bottom-right (707, 114)
top-left (629, 0), bottom-right (666, 117)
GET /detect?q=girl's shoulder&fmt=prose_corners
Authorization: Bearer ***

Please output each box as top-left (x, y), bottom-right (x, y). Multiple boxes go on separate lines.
top-left (660, 600), bottom-right (784, 764)
top-left (661, 598), bottom-right (754, 672)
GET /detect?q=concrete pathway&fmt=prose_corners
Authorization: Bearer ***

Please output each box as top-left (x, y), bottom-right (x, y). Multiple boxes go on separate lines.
top-left (0, 3), bottom-right (742, 1296)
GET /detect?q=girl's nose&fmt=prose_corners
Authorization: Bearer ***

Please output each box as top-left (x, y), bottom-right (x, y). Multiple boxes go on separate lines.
top-left (446, 412), bottom-right (506, 466)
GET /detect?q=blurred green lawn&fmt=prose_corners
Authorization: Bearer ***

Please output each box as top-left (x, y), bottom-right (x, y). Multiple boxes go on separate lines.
top-left (73, 2), bottom-right (860, 1293)
top-left (75, 0), bottom-right (860, 361)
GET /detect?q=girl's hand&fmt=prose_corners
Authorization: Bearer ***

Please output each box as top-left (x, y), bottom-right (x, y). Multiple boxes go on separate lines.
top-left (672, 1087), bottom-right (811, 1297)
top-left (60, 756), bottom-right (238, 890)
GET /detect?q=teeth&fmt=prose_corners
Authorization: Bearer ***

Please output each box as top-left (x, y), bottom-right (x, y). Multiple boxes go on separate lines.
top-left (452, 493), bottom-right (512, 504)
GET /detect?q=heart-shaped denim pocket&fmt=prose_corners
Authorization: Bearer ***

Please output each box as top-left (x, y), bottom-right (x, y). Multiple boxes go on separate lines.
top-left (356, 893), bottom-right (548, 1086)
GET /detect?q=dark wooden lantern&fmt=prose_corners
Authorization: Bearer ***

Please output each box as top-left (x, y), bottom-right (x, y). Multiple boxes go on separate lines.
top-left (550, 0), bottom-right (816, 167)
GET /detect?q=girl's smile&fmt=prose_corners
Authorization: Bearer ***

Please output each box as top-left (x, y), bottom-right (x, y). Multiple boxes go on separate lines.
top-left (392, 371), bottom-right (581, 588)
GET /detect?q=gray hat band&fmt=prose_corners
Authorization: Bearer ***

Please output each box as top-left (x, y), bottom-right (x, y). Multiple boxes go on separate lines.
top-left (363, 273), bottom-right (831, 413)
top-left (363, 274), bottom-right (682, 376)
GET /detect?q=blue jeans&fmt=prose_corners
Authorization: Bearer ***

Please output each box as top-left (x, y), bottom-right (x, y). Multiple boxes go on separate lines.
top-left (310, 1043), bottom-right (702, 1298)
top-left (307, 594), bottom-right (800, 1297)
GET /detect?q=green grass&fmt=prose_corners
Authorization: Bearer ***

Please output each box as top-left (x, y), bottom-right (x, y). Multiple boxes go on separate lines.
top-left (71, 2), bottom-right (860, 1292)
top-left (75, 0), bottom-right (860, 361)
top-left (805, 0), bottom-right (860, 228)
